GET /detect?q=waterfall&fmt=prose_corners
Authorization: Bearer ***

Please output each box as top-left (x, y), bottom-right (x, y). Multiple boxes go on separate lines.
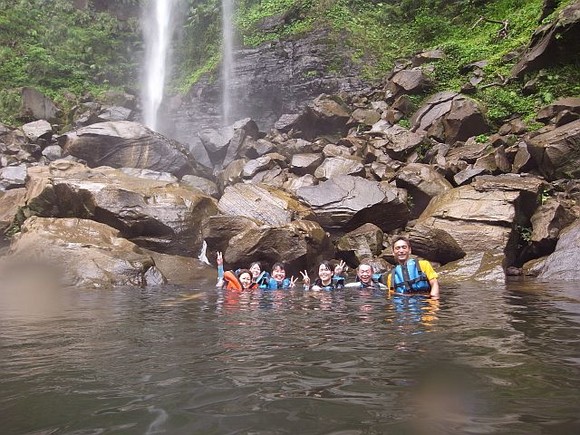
top-left (221, 0), bottom-right (235, 126)
top-left (141, 0), bottom-right (176, 132)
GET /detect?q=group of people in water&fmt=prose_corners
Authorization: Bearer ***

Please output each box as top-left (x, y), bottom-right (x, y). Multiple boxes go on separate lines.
top-left (216, 236), bottom-right (440, 299)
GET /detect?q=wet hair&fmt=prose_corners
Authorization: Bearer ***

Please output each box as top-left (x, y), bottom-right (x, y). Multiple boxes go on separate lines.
top-left (249, 261), bottom-right (261, 270)
top-left (318, 260), bottom-right (333, 271)
top-left (236, 269), bottom-right (252, 278)
top-left (391, 235), bottom-right (411, 249)
top-left (271, 262), bottom-right (286, 272)
top-left (357, 261), bottom-right (374, 273)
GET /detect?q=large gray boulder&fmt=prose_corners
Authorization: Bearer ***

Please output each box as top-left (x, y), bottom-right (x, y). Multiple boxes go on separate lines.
top-left (217, 183), bottom-right (315, 226)
top-left (297, 175), bottom-right (410, 232)
top-left (60, 121), bottom-right (205, 178)
top-left (20, 87), bottom-right (61, 122)
top-left (537, 219), bottom-right (580, 281)
top-left (222, 220), bottom-right (332, 273)
top-left (527, 118), bottom-right (580, 180)
top-left (411, 92), bottom-right (488, 145)
top-left (1, 216), bottom-right (165, 288)
top-left (0, 188), bottom-right (26, 233)
top-left (21, 160), bottom-right (219, 256)
top-left (416, 174), bottom-right (547, 268)
top-left (395, 163), bottom-right (453, 218)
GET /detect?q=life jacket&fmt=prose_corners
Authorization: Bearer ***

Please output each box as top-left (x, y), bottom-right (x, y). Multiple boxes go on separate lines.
top-left (223, 270), bottom-right (243, 291)
top-left (389, 259), bottom-right (431, 294)
top-left (262, 277), bottom-right (291, 289)
top-left (313, 278), bottom-right (339, 291)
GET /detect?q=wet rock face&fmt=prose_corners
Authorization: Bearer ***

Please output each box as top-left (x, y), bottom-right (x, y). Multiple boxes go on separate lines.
top-left (169, 29), bottom-right (365, 152)
top-left (527, 118), bottom-right (580, 180)
top-left (511, 1), bottom-right (580, 78)
top-left (296, 175), bottom-right (410, 232)
top-left (60, 121), bottom-right (207, 178)
top-left (1, 216), bottom-right (165, 288)
top-left (22, 160), bottom-right (219, 256)
top-left (537, 218), bottom-right (580, 281)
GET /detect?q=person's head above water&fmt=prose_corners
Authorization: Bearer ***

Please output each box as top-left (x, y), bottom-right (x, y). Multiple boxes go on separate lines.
top-left (357, 262), bottom-right (374, 284)
top-left (317, 261), bottom-right (334, 285)
top-left (271, 262), bottom-right (287, 282)
top-left (249, 262), bottom-right (261, 279)
top-left (391, 236), bottom-right (412, 265)
top-left (237, 269), bottom-right (253, 289)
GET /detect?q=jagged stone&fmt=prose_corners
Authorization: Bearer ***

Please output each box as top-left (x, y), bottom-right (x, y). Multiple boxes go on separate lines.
top-left (1, 216), bottom-right (165, 288)
top-left (181, 175), bottom-right (220, 198)
top-left (296, 175), bottom-right (409, 232)
top-left (0, 188), bottom-right (26, 233)
top-left (283, 174), bottom-right (317, 194)
top-left (336, 223), bottom-right (384, 265)
top-left (405, 223), bottom-right (466, 265)
top-left (536, 97), bottom-right (580, 124)
top-left (290, 153), bottom-right (324, 175)
top-left (22, 160), bottom-right (219, 256)
top-left (21, 120), bottom-right (52, 142)
top-left (537, 218), bottom-right (580, 281)
top-left (60, 121), bottom-right (204, 178)
top-left (201, 215), bottom-right (260, 262)
top-left (417, 174), bottom-right (547, 267)
top-left (314, 156), bottom-right (365, 180)
top-left (0, 164), bottom-right (28, 190)
top-left (217, 183), bottom-right (315, 226)
top-left (395, 163), bottom-right (453, 218)
top-left (223, 220), bottom-right (333, 273)
top-left (251, 167), bottom-right (288, 187)
top-left (511, 2), bottom-right (580, 78)
top-left (20, 87), bottom-right (61, 122)
top-left (527, 118), bottom-right (580, 180)
top-left (439, 251), bottom-right (506, 283)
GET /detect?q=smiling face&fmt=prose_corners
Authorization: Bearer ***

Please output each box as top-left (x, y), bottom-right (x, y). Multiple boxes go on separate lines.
top-left (272, 265), bottom-right (286, 281)
top-left (239, 272), bottom-right (253, 289)
top-left (393, 239), bottom-right (411, 264)
top-left (249, 263), bottom-right (261, 279)
top-left (357, 264), bottom-right (373, 284)
top-left (318, 263), bottom-right (333, 285)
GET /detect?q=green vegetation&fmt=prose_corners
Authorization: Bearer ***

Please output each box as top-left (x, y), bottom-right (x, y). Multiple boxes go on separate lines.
top-left (0, 0), bottom-right (139, 124)
top-left (0, 0), bottom-right (577, 129)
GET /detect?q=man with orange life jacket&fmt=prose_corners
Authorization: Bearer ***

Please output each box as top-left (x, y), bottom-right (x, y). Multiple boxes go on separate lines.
top-left (387, 236), bottom-right (440, 299)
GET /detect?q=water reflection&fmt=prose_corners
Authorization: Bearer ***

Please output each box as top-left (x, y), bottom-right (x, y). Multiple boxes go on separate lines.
top-left (1, 282), bottom-right (579, 434)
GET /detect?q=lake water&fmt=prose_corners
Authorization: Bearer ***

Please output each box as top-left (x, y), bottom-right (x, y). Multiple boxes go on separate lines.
top-left (1, 280), bottom-right (579, 434)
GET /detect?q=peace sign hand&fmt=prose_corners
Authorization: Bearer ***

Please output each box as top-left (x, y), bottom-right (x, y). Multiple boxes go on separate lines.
top-left (335, 260), bottom-right (346, 275)
top-left (216, 251), bottom-right (223, 266)
top-left (300, 270), bottom-right (310, 284)
top-left (289, 276), bottom-right (298, 288)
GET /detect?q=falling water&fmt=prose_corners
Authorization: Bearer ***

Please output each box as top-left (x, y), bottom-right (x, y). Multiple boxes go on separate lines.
top-left (221, 0), bottom-right (235, 126)
top-left (141, 0), bottom-right (176, 131)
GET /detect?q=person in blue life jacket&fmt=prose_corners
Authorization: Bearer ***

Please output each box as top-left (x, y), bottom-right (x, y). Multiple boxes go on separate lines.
top-left (261, 262), bottom-right (297, 289)
top-left (387, 236), bottom-right (440, 299)
top-left (300, 260), bottom-right (346, 291)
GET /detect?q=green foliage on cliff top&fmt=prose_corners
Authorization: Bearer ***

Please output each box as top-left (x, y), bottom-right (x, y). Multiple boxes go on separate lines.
top-left (224, 0), bottom-right (579, 126)
top-left (0, 0), bottom-right (139, 124)
top-left (0, 0), bottom-right (578, 128)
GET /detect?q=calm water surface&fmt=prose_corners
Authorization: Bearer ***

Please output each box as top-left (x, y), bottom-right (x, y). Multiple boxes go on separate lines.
top-left (1, 280), bottom-right (579, 434)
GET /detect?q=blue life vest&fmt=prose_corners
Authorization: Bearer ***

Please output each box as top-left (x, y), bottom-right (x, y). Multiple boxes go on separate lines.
top-left (389, 259), bottom-right (431, 294)
top-left (261, 277), bottom-right (291, 290)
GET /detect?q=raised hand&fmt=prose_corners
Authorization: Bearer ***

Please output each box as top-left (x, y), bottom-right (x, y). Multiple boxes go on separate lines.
top-left (289, 276), bottom-right (298, 288)
top-left (216, 251), bottom-right (223, 266)
top-left (334, 260), bottom-right (346, 275)
top-left (299, 270), bottom-right (310, 284)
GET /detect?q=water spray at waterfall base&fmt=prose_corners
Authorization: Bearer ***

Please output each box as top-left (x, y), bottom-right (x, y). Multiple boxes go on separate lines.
top-left (141, 0), bottom-right (176, 132)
